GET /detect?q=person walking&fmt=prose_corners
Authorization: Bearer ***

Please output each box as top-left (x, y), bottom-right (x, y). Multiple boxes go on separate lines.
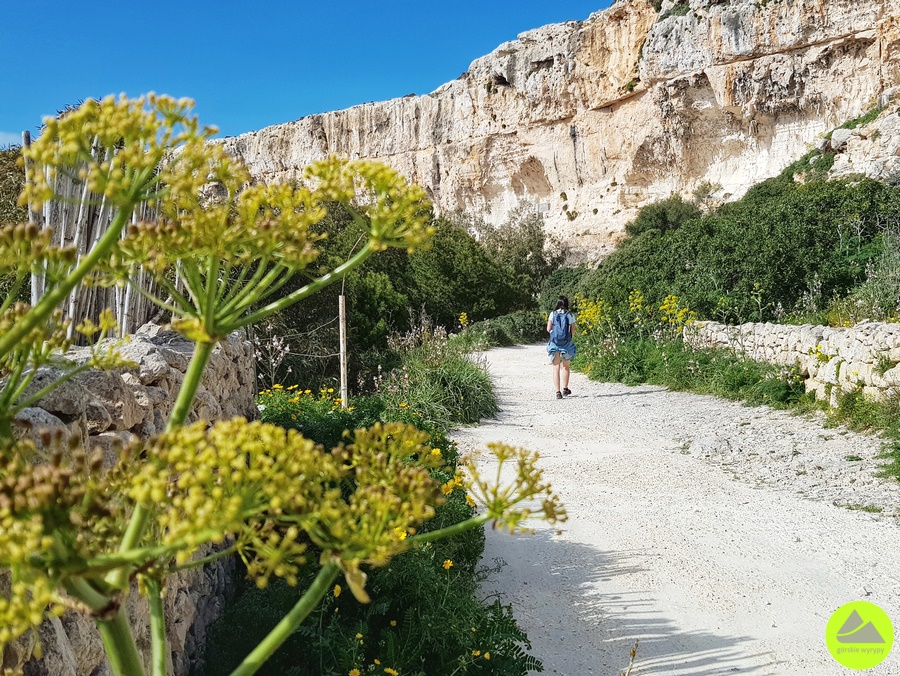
top-left (547, 295), bottom-right (576, 399)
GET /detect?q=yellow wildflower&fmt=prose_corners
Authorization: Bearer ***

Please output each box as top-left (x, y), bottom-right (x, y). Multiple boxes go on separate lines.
top-left (484, 652), bottom-right (491, 660)
top-left (390, 619), bottom-right (397, 626)
top-left (333, 584), bottom-right (342, 598)
top-left (356, 632), bottom-right (363, 640)
top-left (472, 650), bottom-right (481, 657)
top-left (350, 670), bottom-right (360, 676)
top-left (442, 559), bottom-right (453, 570)
top-left (384, 669), bottom-right (399, 676)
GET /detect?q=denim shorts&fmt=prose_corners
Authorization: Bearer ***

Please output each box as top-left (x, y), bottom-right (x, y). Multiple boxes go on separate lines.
top-left (547, 340), bottom-right (576, 361)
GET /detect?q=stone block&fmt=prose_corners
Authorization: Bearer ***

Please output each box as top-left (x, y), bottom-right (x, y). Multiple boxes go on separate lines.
top-left (863, 386), bottom-right (888, 402)
top-left (12, 407), bottom-right (68, 449)
top-left (88, 431), bottom-right (138, 469)
top-left (72, 370), bottom-right (144, 431)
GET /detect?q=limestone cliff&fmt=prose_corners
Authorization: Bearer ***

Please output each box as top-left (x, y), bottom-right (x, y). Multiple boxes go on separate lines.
top-left (221, 0), bottom-right (900, 261)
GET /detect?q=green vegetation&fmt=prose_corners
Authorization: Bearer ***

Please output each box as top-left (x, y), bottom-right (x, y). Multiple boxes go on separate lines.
top-left (540, 266), bottom-right (590, 311)
top-left (0, 146), bottom-right (26, 226)
top-left (575, 174), bottom-right (900, 325)
top-left (657, 0), bottom-right (691, 20)
top-left (840, 106), bottom-right (885, 130)
top-left (207, 327), bottom-right (543, 675)
top-left (624, 194), bottom-right (701, 237)
top-left (459, 309), bottom-right (548, 349)
top-left (839, 503), bottom-right (884, 514)
top-left (261, 203), bottom-right (561, 393)
top-left (581, 335), bottom-right (808, 408)
top-left (0, 96), bottom-right (564, 676)
top-left (573, 294), bottom-right (900, 481)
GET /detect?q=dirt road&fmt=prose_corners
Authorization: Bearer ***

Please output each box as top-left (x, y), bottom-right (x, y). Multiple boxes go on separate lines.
top-left (452, 345), bottom-right (900, 675)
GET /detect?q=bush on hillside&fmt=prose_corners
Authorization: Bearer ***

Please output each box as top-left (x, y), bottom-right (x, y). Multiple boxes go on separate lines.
top-left (465, 203), bottom-right (566, 300)
top-left (539, 265), bottom-right (590, 311)
top-left (578, 177), bottom-right (900, 323)
top-left (624, 194), bottom-right (701, 237)
top-left (464, 309), bottom-right (547, 349)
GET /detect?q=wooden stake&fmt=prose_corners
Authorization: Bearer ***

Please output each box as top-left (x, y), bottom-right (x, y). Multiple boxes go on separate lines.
top-left (339, 294), bottom-right (348, 409)
top-left (21, 131), bottom-right (45, 306)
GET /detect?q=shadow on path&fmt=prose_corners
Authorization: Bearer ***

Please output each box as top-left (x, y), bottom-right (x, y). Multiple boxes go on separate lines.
top-left (481, 529), bottom-right (777, 675)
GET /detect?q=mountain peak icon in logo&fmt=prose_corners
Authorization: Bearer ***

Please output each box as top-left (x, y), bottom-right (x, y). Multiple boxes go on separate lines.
top-left (837, 609), bottom-right (886, 644)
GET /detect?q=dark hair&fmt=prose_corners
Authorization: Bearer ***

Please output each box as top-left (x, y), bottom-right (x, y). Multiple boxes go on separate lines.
top-left (555, 295), bottom-right (569, 312)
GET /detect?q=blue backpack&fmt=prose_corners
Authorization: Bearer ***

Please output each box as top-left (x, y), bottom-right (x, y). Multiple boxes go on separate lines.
top-left (550, 311), bottom-right (571, 344)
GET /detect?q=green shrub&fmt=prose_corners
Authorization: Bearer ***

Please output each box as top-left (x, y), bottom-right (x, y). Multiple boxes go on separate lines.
top-left (579, 336), bottom-right (807, 408)
top-left (209, 338), bottom-right (539, 675)
top-left (539, 266), bottom-right (589, 311)
top-left (473, 321), bottom-right (515, 348)
top-left (463, 204), bottom-right (565, 302)
top-left (840, 106), bottom-right (885, 130)
top-left (779, 150), bottom-right (835, 183)
top-left (465, 309), bottom-right (547, 349)
top-left (206, 537), bottom-right (538, 676)
top-left (624, 194), bottom-right (701, 237)
top-left (825, 232), bottom-right (900, 325)
top-left (265, 208), bottom-right (529, 393)
top-left (577, 177), bottom-right (900, 323)
top-left (257, 386), bottom-right (384, 450)
top-left (409, 217), bottom-right (530, 326)
top-left (381, 350), bottom-right (499, 425)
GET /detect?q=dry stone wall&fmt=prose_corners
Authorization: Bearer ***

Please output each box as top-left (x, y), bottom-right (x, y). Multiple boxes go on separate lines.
top-left (3, 323), bottom-right (257, 676)
top-left (686, 320), bottom-right (900, 405)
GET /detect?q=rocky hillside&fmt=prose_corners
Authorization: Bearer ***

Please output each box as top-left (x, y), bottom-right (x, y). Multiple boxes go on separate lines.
top-left (222, 0), bottom-right (900, 261)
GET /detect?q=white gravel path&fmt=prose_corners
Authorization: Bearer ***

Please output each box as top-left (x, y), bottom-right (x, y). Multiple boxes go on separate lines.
top-left (452, 345), bottom-right (900, 676)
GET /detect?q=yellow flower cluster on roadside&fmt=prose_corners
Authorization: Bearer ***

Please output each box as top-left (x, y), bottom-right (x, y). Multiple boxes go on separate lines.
top-left (628, 289), bottom-right (645, 315)
top-left (659, 294), bottom-right (697, 329)
top-left (574, 294), bottom-right (609, 334)
top-left (441, 472), bottom-right (465, 495)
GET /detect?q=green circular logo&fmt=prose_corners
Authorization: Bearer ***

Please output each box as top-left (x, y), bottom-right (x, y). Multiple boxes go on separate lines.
top-left (826, 601), bottom-right (894, 670)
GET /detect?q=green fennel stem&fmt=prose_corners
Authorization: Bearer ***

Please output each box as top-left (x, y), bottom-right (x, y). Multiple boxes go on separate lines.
top-left (230, 563), bottom-right (340, 676)
top-left (97, 606), bottom-right (147, 676)
top-left (148, 579), bottom-right (167, 676)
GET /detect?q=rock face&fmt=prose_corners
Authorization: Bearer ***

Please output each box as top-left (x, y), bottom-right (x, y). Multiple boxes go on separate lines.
top-left (3, 324), bottom-right (257, 676)
top-left (220, 0), bottom-right (900, 261)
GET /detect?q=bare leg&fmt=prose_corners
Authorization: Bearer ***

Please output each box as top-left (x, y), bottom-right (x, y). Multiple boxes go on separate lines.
top-left (552, 352), bottom-right (561, 393)
top-left (561, 358), bottom-right (571, 391)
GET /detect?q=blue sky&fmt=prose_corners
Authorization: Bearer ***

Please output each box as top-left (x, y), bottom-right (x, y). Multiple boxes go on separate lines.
top-left (1, 1), bottom-right (612, 145)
